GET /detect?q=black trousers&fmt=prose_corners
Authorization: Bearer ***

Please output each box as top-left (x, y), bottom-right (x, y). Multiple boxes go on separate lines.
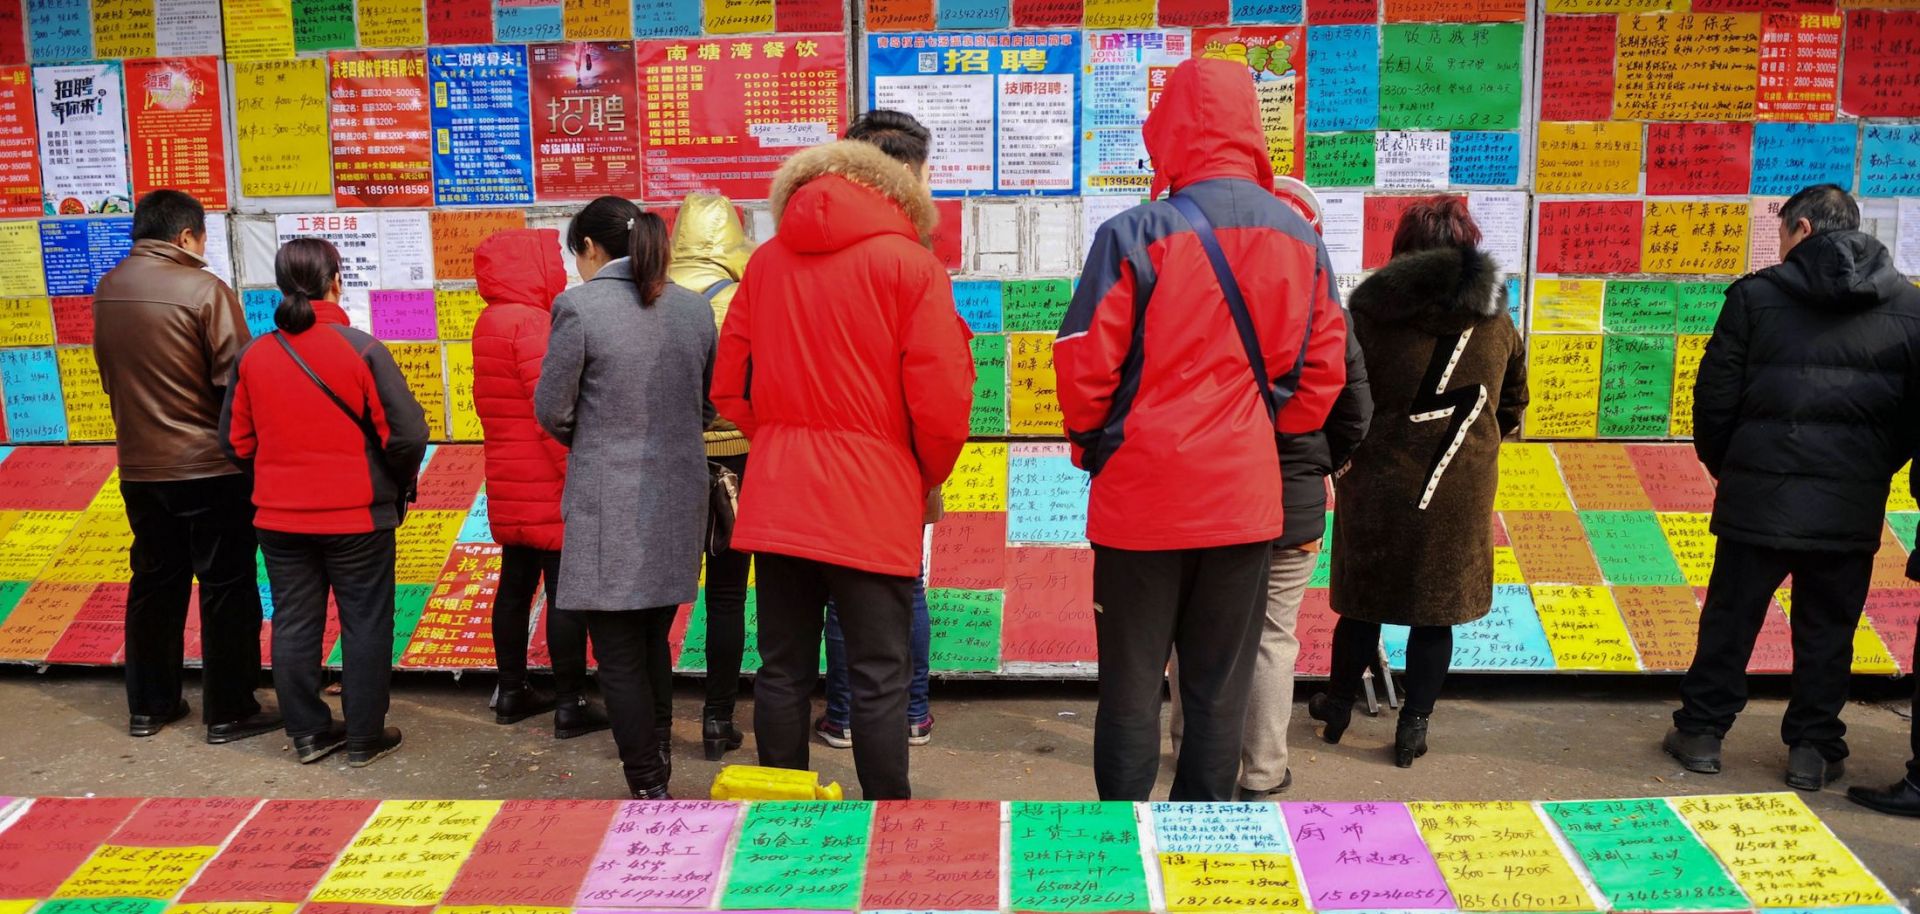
top-left (1092, 540), bottom-right (1271, 802)
top-left (754, 552), bottom-right (914, 800)
top-left (702, 453), bottom-right (750, 719)
top-left (259, 529), bottom-right (396, 741)
top-left (1675, 538), bottom-right (1874, 761)
top-left (122, 475), bottom-right (265, 724)
top-left (579, 609), bottom-right (675, 791)
top-left (1910, 633), bottom-right (1919, 784)
top-left (1329, 617), bottom-right (1453, 717)
top-left (493, 545), bottom-right (589, 699)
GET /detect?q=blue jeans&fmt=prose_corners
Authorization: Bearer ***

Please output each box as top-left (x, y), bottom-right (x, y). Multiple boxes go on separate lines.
top-left (825, 572), bottom-right (930, 728)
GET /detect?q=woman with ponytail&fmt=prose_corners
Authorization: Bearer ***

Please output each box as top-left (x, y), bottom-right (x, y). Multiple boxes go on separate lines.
top-left (536, 196), bottom-right (716, 799)
top-left (220, 237), bottom-right (432, 769)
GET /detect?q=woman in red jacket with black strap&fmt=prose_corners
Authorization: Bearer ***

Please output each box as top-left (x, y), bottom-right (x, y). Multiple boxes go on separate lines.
top-left (470, 228), bottom-right (607, 739)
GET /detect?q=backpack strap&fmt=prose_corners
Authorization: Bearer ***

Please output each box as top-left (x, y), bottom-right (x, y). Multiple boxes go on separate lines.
top-left (702, 279), bottom-right (735, 301)
top-left (1167, 193), bottom-right (1313, 422)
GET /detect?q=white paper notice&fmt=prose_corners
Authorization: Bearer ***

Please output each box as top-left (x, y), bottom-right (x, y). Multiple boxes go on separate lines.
top-left (33, 62), bottom-right (133, 214)
top-left (1862, 198), bottom-right (1898, 253)
top-left (1336, 271), bottom-right (1365, 301)
top-left (1081, 195), bottom-right (1139, 262)
top-left (202, 215), bottom-right (235, 287)
top-left (874, 75), bottom-right (994, 194)
top-left (276, 213), bottom-right (381, 319)
top-left (997, 74), bottom-right (1076, 193)
top-left (975, 202), bottom-right (1021, 274)
top-left (1027, 200), bottom-right (1079, 275)
top-left (1320, 192), bottom-right (1364, 277)
top-left (750, 122), bottom-right (833, 149)
top-left (378, 211), bottom-right (434, 290)
top-left (1467, 191), bottom-right (1528, 275)
top-left (1375, 132), bottom-right (1450, 191)
top-left (1895, 198), bottom-right (1920, 278)
top-left (155, 0), bottom-right (224, 57)
top-left (1748, 196), bottom-right (1786, 272)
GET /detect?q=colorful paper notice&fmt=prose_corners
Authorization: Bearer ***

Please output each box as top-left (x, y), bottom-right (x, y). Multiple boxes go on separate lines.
top-left (1758, 12), bottom-right (1841, 121)
top-left (98, 0), bottom-right (165, 70)
top-left (223, 0), bottom-right (297, 61)
top-left (927, 588), bottom-right (1003, 671)
top-left (1598, 334), bottom-right (1676, 438)
top-left (1861, 125), bottom-right (1920, 198)
top-left (179, 799), bottom-right (378, 903)
top-left (1008, 332), bottom-right (1061, 435)
top-left (1532, 584), bottom-right (1641, 670)
top-left (1305, 24), bottom-right (1377, 133)
top-left (234, 59), bottom-right (332, 197)
top-left (0, 67), bottom-right (40, 219)
top-left (0, 351), bottom-right (66, 442)
top-left (1583, 511), bottom-right (1687, 585)
top-left (1081, 30), bottom-right (1190, 195)
top-left (430, 45), bottom-right (535, 206)
top-left (702, 0), bottom-right (772, 32)
top-left (33, 62), bottom-right (131, 215)
top-left (573, 800), bottom-right (735, 908)
top-left (1675, 793), bottom-right (1893, 909)
top-left (294, 0), bottom-right (355, 50)
top-left (1535, 121), bottom-right (1642, 195)
top-left (1543, 798), bottom-right (1748, 912)
top-left (1159, 853), bottom-right (1307, 912)
top-left (0, 796), bottom-right (141, 897)
top-left (1841, 10), bottom-right (1920, 118)
top-left (1530, 279), bottom-right (1603, 333)
top-left (1152, 803), bottom-right (1291, 854)
top-left (1409, 801), bottom-right (1594, 912)
top-left (25, 0), bottom-right (92, 62)
top-left (431, 209), bottom-right (527, 280)
top-left (1644, 202), bottom-right (1749, 276)
top-left (445, 340), bottom-right (482, 440)
top-left (1646, 122), bottom-right (1752, 195)
top-left (1504, 511), bottom-right (1604, 585)
top-left (722, 802), bottom-right (872, 910)
top-left (1282, 802), bottom-right (1453, 909)
top-left (358, 0), bottom-right (426, 46)
top-left (311, 800), bottom-right (501, 904)
top-left (1535, 202), bottom-right (1642, 275)
top-left (1007, 443), bottom-right (1084, 543)
top-left (329, 50), bottom-right (434, 208)
top-left (1494, 443), bottom-right (1572, 512)
top-left (1541, 15), bottom-right (1614, 120)
top-left (861, 800), bottom-right (1001, 910)
top-left (645, 34), bottom-right (850, 199)
top-left (55, 845), bottom-right (219, 899)
top-left (1751, 122), bottom-right (1855, 195)
top-left (1526, 334), bottom-right (1602, 439)
top-left (124, 57), bottom-right (227, 211)
top-left (55, 347), bottom-right (111, 440)
top-left (529, 41), bottom-right (642, 201)
top-left (1614, 585), bottom-right (1706, 671)
top-left (0, 220), bottom-right (44, 296)
top-left (1613, 12), bottom-right (1760, 122)
top-left (1009, 802), bottom-right (1150, 913)
top-left (1196, 28), bottom-right (1305, 178)
top-left (1380, 24), bottom-right (1523, 131)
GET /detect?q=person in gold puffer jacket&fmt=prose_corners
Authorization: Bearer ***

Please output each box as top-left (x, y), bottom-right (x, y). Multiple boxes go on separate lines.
top-left (667, 193), bottom-right (755, 762)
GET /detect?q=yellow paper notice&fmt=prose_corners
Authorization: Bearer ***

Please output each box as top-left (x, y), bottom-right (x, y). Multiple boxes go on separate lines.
top-left (1525, 335), bottom-right (1602, 439)
top-left (0, 901), bottom-right (36, 914)
top-left (0, 221), bottom-right (47, 298)
top-left (222, 0), bottom-right (297, 61)
top-left (56, 347), bottom-right (115, 442)
top-left (1257, 74), bottom-right (1300, 180)
top-left (358, 0), bottom-right (427, 46)
top-left (1615, 12), bottom-right (1758, 122)
top-left (444, 341), bottom-right (481, 441)
top-left (1668, 334), bottom-right (1709, 437)
top-left (703, 0), bottom-right (774, 33)
top-left (397, 510), bottom-right (467, 583)
top-left (1546, 0), bottom-right (1674, 10)
top-left (92, 0), bottom-right (157, 59)
top-left (56, 844), bottom-right (220, 899)
top-left (0, 298), bottom-right (56, 346)
top-left (1084, 0), bottom-right (1154, 28)
top-left (945, 442), bottom-right (1008, 513)
top-left (1532, 584), bottom-right (1641, 671)
top-left (167, 904), bottom-right (300, 914)
top-left (391, 342), bottom-right (449, 439)
top-left (1492, 546), bottom-right (1525, 584)
top-left (437, 907), bottom-right (571, 914)
top-left (1009, 332), bottom-right (1063, 436)
top-left (41, 510), bottom-right (134, 583)
top-left (566, 0), bottom-right (633, 38)
top-left (1674, 793), bottom-right (1893, 908)
top-left (1159, 853), bottom-right (1307, 912)
top-left (312, 800), bottom-right (501, 904)
top-left (1535, 122), bottom-right (1643, 195)
top-left (1644, 202), bottom-right (1749, 276)
top-left (0, 511), bottom-right (22, 542)
top-left (1889, 462), bottom-right (1915, 512)
top-left (88, 469), bottom-right (125, 513)
top-left (1530, 279), bottom-right (1604, 333)
top-left (1656, 512), bottom-right (1715, 587)
top-left (0, 511), bottom-right (84, 579)
top-left (1411, 802), bottom-right (1596, 912)
top-left (234, 59), bottom-right (332, 197)
top-left (1781, 589), bottom-right (1907, 675)
top-left (1494, 443), bottom-right (1572, 512)
top-left (435, 288), bottom-right (487, 340)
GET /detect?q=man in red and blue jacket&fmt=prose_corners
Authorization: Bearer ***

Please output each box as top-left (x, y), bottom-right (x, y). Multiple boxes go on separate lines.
top-left (1056, 57), bottom-right (1347, 802)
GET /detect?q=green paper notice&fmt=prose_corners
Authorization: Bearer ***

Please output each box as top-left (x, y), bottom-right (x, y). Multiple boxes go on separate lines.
top-left (295, 0), bottom-right (356, 50)
top-left (36, 901), bottom-right (169, 914)
top-left (723, 801), bottom-right (873, 909)
top-left (928, 588), bottom-right (1002, 672)
top-left (1581, 512), bottom-right (1687, 586)
top-left (1306, 132), bottom-right (1375, 188)
top-left (1544, 799), bottom-right (1748, 912)
top-left (1889, 513), bottom-right (1918, 552)
top-left (1676, 283), bottom-right (1727, 335)
top-left (391, 584), bottom-right (432, 664)
top-left (1380, 24), bottom-right (1524, 130)
top-left (0, 580), bottom-right (28, 629)
top-left (1598, 334), bottom-right (1675, 438)
top-left (1010, 802), bottom-right (1150, 913)
top-left (1602, 281), bottom-right (1676, 334)
top-left (972, 334), bottom-right (1008, 437)
top-left (1003, 279), bottom-right (1072, 333)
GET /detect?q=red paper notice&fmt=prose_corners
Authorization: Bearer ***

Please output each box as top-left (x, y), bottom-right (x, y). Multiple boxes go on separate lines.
top-left (777, 0), bottom-right (843, 31)
top-left (862, 800), bottom-right (1002, 911)
top-left (1535, 201), bottom-right (1643, 275)
top-left (1541, 16), bottom-right (1615, 122)
top-left (1013, 0), bottom-right (1082, 28)
top-left (178, 799), bottom-right (378, 902)
top-left (1001, 545), bottom-right (1095, 663)
top-left (110, 796), bottom-right (258, 847)
top-left (1645, 122), bottom-right (1753, 196)
top-left (931, 198), bottom-right (964, 271)
top-left (1308, 0), bottom-right (1373, 25)
top-left (1758, 12), bottom-right (1840, 122)
top-left (46, 583), bottom-right (127, 666)
top-left (52, 295), bottom-right (93, 343)
top-left (1842, 11), bottom-right (1920, 119)
top-left (1383, 0), bottom-right (1522, 22)
top-left (126, 57), bottom-right (228, 210)
top-left (442, 799), bottom-right (621, 906)
top-left (1624, 444), bottom-right (1717, 514)
top-left (0, 796), bottom-right (143, 897)
top-left (329, 50), bottom-right (434, 208)
top-left (530, 41), bottom-right (643, 202)
top-left (0, 0), bottom-right (24, 65)
top-left (1363, 195), bottom-right (1428, 270)
top-left (1864, 589), bottom-right (1920, 674)
top-left (0, 445), bottom-right (116, 510)
top-left (929, 510), bottom-right (1010, 591)
top-left (400, 542), bottom-right (504, 668)
top-left (0, 65), bottom-right (40, 218)
top-left (413, 444), bottom-right (486, 510)
top-left (427, 0), bottom-right (493, 44)
top-left (1295, 587), bottom-right (1337, 677)
top-left (1159, 0), bottom-right (1228, 27)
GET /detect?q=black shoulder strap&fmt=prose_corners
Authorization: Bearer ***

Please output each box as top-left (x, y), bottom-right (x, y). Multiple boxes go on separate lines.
top-left (702, 279), bottom-right (735, 301)
top-left (1168, 193), bottom-right (1314, 422)
top-left (271, 331), bottom-right (382, 450)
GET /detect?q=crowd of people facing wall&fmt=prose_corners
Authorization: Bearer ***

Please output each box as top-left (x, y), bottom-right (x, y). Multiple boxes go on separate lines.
top-left (85, 56), bottom-right (1920, 817)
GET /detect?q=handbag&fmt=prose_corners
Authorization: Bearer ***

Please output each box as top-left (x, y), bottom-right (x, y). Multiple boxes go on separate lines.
top-left (706, 460), bottom-right (740, 556)
top-left (270, 331), bottom-right (419, 520)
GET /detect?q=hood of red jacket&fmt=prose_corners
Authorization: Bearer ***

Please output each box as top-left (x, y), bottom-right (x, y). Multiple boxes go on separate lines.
top-left (1144, 57), bottom-right (1274, 200)
top-left (474, 228), bottom-right (567, 312)
top-left (770, 140), bottom-right (938, 254)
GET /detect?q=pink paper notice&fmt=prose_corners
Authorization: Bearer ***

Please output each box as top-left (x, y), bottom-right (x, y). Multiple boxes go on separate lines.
top-left (1282, 802), bottom-right (1454, 909)
top-left (575, 799), bottom-right (740, 909)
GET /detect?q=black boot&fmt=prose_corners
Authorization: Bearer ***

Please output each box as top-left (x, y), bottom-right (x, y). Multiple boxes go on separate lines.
top-left (629, 781), bottom-right (671, 800)
top-left (1394, 712), bottom-right (1430, 768)
top-left (655, 725), bottom-right (672, 786)
top-left (1308, 693), bottom-right (1354, 744)
top-left (554, 696), bottom-right (611, 740)
top-left (703, 716), bottom-right (744, 761)
top-left (346, 727), bottom-right (404, 768)
top-left (495, 684), bottom-right (557, 725)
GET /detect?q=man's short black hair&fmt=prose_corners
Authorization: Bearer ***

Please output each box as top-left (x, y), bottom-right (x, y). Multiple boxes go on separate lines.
top-left (843, 109), bottom-right (932, 170)
top-left (1780, 183), bottom-right (1859, 235)
top-left (132, 189), bottom-right (207, 243)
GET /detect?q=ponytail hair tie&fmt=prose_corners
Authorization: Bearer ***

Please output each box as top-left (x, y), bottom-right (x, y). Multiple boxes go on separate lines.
top-left (626, 217), bottom-right (635, 230)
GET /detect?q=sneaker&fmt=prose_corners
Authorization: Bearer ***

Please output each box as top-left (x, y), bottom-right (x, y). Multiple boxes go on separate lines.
top-left (908, 716), bottom-right (934, 746)
top-left (814, 715), bottom-right (852, 749)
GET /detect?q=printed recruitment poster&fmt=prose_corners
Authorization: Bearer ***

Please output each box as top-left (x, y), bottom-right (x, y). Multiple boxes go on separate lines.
top-left (634, 34), bottom-right (847, 200)
top-left (329, 49), bottom-right (433, 208)
top-left (868, 31), bottom-right (1081, 196)
top-left (32, 61), bottom-right (132, 214)
top-left (1196, 26), bottom-right (1305, 179)
top-left (124, 56), bottom-right (227, 210)
top-left (0, 67), bottom-right (41, 219)
top-left (1081, 30), bottom-right (1188, 195)
top-left (429, 44), bottom-right (535, 206)
top-left (529, 41), bottom-right (641, 201)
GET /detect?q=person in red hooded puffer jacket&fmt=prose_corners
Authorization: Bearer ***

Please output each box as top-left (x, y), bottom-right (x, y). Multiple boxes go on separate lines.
top-left (470, 228), bottom-right (608, 740)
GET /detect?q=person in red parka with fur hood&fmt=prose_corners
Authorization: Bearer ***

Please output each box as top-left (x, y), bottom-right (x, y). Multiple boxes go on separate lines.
top-left (470, 228), bottom-right (608, 739)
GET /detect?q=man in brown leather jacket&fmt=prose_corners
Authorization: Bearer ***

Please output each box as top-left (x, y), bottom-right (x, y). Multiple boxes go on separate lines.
top-left (94, 189), bottom-right (278, 742)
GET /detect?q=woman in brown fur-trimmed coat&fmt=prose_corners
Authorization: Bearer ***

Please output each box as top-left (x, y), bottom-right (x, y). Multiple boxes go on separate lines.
top-left (1313, 196), bottom-right (1529, 768)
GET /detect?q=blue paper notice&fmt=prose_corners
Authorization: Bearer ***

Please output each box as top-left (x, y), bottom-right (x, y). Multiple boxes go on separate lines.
top-left (493, 3), bottom-right (562, 42)
top-left (1506, 276), bottom-right (1522, 327)
top-left (954, 281), bottom-right (1004, 334)
top-left (0, 348), bottom-right (68, 442)
top-left (39, 220), bottom-right (87, 296)
top-left (1751, 123), bottom-right (1855, 196)
top-left (241, 289), bottom-right (280, 337)
top-left (1449, 132), bottom-right (1520, 186)
top-left (938, 0), bottom-right (1010, 29)
top-left (1385, 584), bottom-right (1553, 671)
top-left (1306, 26), bottom-right (1378, 133)
top-left (26, 0), bottom-right (91, 62)
top-left (458, 491), bottom-right (495, 543)
top-left (1861, 125), bottom-right (1920, 198)
top-left (1007, 445), bottom-right (1088, 544)
top-left (1232, 0), bottom-right (1301, 24)
top-left (631, 0), bottom-right (701, 38)
top-left (86, 218), bottom-right (131, 287)
top-left (430, 45), bottom-right (535, 206)
top-left (1152, 802), bottom-right (1291, 854)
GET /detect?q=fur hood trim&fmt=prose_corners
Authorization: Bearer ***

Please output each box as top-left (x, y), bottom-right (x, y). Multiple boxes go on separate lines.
top-left (769, 140), bottom-right (937, 244)
top-left (1349, 246), bottom-right (1503, 335)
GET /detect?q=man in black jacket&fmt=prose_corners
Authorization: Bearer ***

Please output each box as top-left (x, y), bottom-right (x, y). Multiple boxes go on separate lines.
top-left (1665, 184), bottom-right (1920, 791)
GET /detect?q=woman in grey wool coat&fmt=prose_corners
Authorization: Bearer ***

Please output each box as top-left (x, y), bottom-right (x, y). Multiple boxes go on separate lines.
top-left (535, 195), bottom-right (716, 799)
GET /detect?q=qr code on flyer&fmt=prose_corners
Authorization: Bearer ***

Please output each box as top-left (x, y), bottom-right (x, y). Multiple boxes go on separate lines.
top-left (918, 52), bottom-right (937, 74)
